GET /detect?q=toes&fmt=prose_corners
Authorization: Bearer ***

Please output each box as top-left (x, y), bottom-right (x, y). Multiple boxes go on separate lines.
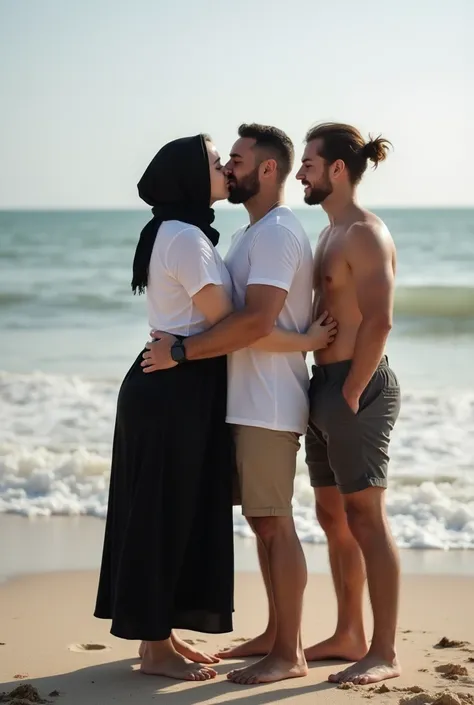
top-left (328, 673), bottom-right (341, 683)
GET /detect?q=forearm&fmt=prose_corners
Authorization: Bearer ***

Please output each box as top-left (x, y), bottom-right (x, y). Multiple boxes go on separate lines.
top-left (249, 327), bottom-right (310, 353)
top-left (183, 310), bottom-right (271, 361)
top-left (343, 317), bottom-right (392, 397)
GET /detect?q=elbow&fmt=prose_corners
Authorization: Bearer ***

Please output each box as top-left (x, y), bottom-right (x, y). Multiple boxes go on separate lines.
top-left (248, 313), bottom-right (274, 340)
top-left (367, 313), bottom-right (392, 334)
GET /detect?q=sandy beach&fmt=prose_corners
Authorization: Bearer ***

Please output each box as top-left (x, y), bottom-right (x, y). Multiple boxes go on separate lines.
top-left (1, 567), bottom-right (473, 705)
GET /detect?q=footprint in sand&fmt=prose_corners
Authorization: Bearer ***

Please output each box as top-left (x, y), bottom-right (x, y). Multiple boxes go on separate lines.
top-left (182, 639), bottom-right (208, 645)
top-left (68, 643), bottom-right (111, 653)
top-left (232, 637), bottom-right (249, 643)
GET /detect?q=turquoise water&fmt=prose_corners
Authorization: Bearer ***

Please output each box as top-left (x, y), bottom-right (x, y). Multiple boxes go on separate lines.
top-left (0, 208), bottom-right (474, 549)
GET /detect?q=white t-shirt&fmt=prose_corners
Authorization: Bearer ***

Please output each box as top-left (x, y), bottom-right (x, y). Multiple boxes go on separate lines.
top-left (225, 206), bottom-right (314, 435)
top-left (147, 220), bottom-right (232, 336)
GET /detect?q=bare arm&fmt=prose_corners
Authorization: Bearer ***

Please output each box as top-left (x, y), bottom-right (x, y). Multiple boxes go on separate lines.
top-left (192, 283), bottom-right (233, 326)
top-left (249, 312), bottom-right (337, 353)
top-left (342, 223), bottom-right (395, 406)
top-left (141, 284), bottom-right (290, 371)
top-left (195, 284), bottom-right (337, 354)
top-left (184, 284), bottom-right (287, 360)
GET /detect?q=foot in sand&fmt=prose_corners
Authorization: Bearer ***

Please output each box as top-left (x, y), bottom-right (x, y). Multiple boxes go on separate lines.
top-left (140, 634), bottom-right (219, 665)
top-left (172, 633), bottom-right (219, 664)
top-left (305, 632), bottom-right (368, 662)
top-left (328, 654), bottom-right (401, 685)
top-left (216, 632), bottom-right (274, 659)
top-left (141, 650), bottom-right (217, 681)
top-left (227, 653), bottom-right (308, 685)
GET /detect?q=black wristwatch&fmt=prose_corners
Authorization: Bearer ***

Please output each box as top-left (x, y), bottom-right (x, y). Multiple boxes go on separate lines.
top-left (170, 339), bottom-right (187, 365)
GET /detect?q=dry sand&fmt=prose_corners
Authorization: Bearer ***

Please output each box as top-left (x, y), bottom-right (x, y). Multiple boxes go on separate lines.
top-left (0, 571), bottom-right (473, 705)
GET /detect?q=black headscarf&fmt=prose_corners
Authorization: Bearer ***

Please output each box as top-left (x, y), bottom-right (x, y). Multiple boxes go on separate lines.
top-left (131, 134), bottom-right (220, 294)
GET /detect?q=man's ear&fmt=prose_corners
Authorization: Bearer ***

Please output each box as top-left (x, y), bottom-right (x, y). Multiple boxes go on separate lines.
top-left (260, 158), bottom-right (278, 179)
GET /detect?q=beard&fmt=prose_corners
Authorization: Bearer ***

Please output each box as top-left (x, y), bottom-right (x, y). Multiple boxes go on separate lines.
top-left (303, 168), bottom-right (333, 205)
top-left (227, 167), bottom-right (261, 204)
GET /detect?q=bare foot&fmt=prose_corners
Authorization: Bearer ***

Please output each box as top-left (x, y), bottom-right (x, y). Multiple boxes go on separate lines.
top-left (172, 633), bottom-right (220, 664)
top-left (227, 653), bottom-right (308, 685)
top-left (141, 650), bottom-right (217, 681)
top-left (328, 654), bottom-right (401, 685)
top-left (140, 634), bottom-right (218, 664)
top-left (216, 632), bottom-right (274, 659)
top-left (305, 633), bottom-right (368, 662)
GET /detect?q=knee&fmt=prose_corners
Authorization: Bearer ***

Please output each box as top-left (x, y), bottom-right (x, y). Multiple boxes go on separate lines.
top-left (251, 516), bottom-right (293, 545)
top-left (316, 501), bottom-right (348, 539)
top-left (345, 501), bottom-right (381, 542)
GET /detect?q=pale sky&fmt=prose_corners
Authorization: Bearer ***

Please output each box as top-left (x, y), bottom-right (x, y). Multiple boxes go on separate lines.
top-left (0, 0), bottom-right (472, 208)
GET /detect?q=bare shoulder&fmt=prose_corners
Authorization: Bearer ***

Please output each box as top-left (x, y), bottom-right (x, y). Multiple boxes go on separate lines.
top-left (346, 213), bottom-right (394, 256)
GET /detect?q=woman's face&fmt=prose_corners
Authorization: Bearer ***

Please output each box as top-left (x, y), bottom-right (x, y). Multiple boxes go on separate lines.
top-left (207, 141), bottom-right (229, 204)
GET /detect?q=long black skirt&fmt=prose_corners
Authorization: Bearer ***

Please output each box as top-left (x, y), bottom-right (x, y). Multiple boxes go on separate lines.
top-left (94, 350), bottom-right (234, 641)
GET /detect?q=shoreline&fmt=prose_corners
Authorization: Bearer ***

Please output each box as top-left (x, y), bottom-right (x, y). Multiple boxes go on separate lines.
top-left (1, 514), bottom-right (474, 585)
top-left (1, 570), bottom-right (473, 704)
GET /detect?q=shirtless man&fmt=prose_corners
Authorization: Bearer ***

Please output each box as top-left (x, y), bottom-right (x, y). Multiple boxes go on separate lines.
top-left (295, 123), bottom-right (401, 686)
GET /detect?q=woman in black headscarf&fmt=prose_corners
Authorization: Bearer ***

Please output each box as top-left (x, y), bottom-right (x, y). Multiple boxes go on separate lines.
top-left (94, 135), bottom-right (234, 681)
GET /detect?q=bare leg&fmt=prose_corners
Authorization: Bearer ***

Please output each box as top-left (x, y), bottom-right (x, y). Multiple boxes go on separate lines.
top-left (141, 637), bottom-right (217, 681)
top-left (329, 488), bottom-right (401, 685)
top-left (305, 487), bottom-right (368, 662)
top-left (217, 526), bottom-right (276, 658)
top-left (228, 516), bottom-right (308, 684)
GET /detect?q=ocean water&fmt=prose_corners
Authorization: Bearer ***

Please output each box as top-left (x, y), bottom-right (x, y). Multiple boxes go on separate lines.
top-left (1, 207), bottom-right (474, 550)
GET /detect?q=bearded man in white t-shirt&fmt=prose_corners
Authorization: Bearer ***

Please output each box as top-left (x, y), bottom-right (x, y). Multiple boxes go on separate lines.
top-left (142, 123), bottom-right (337, 685)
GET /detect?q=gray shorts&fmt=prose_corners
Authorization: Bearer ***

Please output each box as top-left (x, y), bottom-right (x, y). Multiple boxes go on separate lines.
top-left (305, 356), bottom-right (401, 494)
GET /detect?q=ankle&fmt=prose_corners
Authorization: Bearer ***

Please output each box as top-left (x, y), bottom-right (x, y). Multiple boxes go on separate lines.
top-left (367, 642), bottom-right (397, 663)
top-left (145, 638), bottom-right (174, 660)
top-left (263, 625), bottom-right (277, 638)
top-left (335, 625), bottom-right (366, 641)
top-left (272, 640), bottom-right (305, 663)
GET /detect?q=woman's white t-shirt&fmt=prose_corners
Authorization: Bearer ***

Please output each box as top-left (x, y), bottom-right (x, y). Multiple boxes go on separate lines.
top-left (146, 220), bottom-right (232, 336)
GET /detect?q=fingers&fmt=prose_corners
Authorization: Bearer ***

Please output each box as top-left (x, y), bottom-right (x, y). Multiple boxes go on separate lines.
top-left (315, 310), bottom-right (329, 325)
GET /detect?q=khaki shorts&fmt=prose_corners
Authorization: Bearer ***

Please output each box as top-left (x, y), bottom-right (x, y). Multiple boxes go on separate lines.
top-left (232, 425), bottom-right (300, 517)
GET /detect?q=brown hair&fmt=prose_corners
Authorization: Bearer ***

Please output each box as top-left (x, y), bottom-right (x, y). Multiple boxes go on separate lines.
top-left (305, 122), bottom-right (392, 184)
top-left (238, 123), bottom-right (294, 181)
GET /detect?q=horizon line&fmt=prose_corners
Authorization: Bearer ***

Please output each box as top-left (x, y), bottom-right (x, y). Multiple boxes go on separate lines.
top-left (1, 204), bottom-right (474, 212)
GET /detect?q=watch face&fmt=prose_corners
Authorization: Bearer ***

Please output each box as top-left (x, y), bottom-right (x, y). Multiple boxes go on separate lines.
top-left (171, 341), bottom-right (186, 363)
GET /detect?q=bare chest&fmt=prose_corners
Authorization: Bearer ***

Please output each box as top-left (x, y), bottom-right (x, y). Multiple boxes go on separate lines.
top-left (313, 232), bottom-right (349, 293)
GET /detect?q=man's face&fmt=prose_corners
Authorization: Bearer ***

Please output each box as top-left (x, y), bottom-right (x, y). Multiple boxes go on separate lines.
top-left (224, 137), bottom-right (261, 204)
top-left (296, 139), bottom-right (333, 205)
